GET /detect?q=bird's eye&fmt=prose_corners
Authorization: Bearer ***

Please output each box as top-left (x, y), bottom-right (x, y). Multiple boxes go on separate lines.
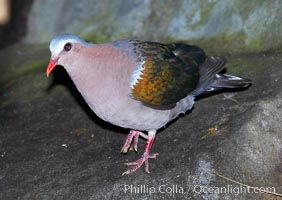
top-left (64, 43), bottom-right (72, 51)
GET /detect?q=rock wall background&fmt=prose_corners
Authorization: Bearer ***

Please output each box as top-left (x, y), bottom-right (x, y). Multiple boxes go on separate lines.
top-left (24, 0), bottom-right (282, 53)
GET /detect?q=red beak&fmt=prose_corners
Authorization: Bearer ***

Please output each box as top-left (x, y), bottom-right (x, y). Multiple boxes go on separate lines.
top-left (46, 57), bottom-right (59, 77)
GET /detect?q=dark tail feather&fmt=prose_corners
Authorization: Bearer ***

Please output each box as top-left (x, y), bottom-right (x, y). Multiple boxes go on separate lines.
top-left (210, 74), bottom-right (251, 88)
top-left (192, 56), bottom-right (252, 96)
top-left (203, 74), bottom-right (252, 94)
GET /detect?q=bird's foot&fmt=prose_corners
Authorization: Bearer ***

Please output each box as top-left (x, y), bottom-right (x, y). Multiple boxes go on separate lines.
top-left (122, 152), bottom-right (159, 175)
top-left (121, 130), bottom-right (148, 153)
top-left (122, 130), bottom-right (157, 175)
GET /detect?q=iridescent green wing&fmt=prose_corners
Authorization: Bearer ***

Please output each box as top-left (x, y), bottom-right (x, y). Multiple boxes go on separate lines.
top-left (130, 40), bottom-right (203, 108)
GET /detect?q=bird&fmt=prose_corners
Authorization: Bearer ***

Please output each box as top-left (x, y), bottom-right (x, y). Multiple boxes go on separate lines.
top-left (46, 34), bottom-right (251, 175)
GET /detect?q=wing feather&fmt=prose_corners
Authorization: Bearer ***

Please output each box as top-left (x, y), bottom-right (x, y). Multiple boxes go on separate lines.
top-left (129, 40), bottom-right (201, 108)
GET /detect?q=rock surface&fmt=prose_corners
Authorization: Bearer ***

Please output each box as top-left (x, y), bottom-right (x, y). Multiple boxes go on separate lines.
top-left (24, 0), bottom-right (282, 53)
top-left (0, 43), bottom-right (281, 199)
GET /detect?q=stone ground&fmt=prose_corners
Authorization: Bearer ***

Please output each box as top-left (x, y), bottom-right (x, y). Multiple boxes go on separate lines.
top-left (0, 43), bottom-right (281, 199)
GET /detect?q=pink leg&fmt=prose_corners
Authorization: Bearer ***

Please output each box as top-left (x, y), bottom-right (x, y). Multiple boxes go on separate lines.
top-left (122, 130), bottom-right (159, 175)
top-left (121, 130), bottom-right (148, 153)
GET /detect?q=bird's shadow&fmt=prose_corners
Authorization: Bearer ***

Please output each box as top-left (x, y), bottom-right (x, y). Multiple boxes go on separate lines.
top-left (46, 66), bottom-right (128, 135)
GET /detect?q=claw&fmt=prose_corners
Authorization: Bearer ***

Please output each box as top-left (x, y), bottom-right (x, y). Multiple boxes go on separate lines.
top-left (133, 133), bottom-right (139, 152)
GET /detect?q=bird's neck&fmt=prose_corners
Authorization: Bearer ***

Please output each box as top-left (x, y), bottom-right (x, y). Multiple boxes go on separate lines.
top-left (66, 44), bottom-right (133, 110)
